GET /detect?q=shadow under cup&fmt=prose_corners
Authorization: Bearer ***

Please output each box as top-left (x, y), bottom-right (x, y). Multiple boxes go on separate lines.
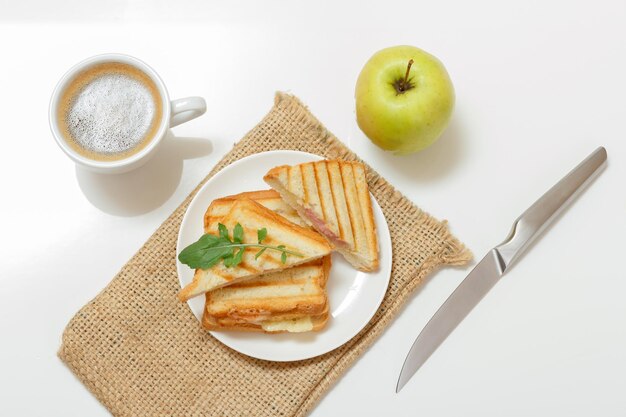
top-left (49, 54), bottom-right (176, 174)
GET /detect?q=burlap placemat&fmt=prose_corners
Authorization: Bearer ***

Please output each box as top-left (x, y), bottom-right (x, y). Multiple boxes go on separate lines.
top-left (59, 92), bottom-right (471, 417)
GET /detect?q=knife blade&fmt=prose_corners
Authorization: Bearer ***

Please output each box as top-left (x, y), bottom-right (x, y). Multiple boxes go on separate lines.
top-left (396, 146), bottom-right (607, 393)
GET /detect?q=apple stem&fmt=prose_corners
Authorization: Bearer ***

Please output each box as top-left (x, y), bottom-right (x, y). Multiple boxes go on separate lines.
top-left (403, 59), bottom-right (414, 87)
top-left (393, 59), bottom-right (415, 94)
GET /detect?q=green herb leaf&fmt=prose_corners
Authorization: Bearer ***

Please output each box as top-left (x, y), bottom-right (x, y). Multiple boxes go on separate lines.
top-left (233, 223), bottom-right (244, 244)
top-left (178, 234), bottom-right (221, 268)
top-left (199, 241), bottom-right (235, 268)
top-left (277, 245), bottom-right (287, 263)
top-left (218, 223), bottom-right (230, 241)
top-left (254, 247), bottom-right (267, 260)
top-left (178, 226), bottom-right (304, 270)
top-left (231, 247), bottom-right (245, 267)
top-left (257, 227), bottom-right (267, 244)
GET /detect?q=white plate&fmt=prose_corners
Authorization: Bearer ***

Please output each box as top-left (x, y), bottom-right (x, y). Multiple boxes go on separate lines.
top-left (177, 150), bottom-right (392, 361)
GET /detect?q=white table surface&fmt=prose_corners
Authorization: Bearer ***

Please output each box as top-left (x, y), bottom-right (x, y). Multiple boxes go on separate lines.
top-left (1, 1), bottom-right (625, 416)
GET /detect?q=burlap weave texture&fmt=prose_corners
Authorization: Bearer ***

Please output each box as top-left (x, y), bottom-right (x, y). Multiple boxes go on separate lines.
top-left (59, 93), bottom-right (471, 417)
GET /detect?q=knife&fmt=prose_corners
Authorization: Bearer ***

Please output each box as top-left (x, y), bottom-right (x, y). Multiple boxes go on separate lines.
top-left (396, 146), bottom-right (607, 393)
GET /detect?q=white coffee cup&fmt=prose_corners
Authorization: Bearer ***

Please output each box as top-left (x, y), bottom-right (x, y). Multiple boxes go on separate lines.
top-left (49, 53), bottom-right (206, 174)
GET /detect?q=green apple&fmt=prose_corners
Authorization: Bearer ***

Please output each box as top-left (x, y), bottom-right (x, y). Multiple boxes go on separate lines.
top-left (355, 45), bottom-right (454, 154)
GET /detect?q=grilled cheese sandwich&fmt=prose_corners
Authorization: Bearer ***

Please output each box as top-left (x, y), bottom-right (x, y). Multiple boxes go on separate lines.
top-left (264, 160), bottom-right (379, 271)
top-left (178, 198), bottom-right (332, 301)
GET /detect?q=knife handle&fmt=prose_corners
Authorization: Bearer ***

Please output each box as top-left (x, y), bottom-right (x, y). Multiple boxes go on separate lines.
top-left (495, 147), bottom-right (607, 270)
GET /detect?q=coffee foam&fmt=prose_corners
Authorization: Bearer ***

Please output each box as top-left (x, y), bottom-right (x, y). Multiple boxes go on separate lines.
top-left (57, 62), bottom-right (163, 162)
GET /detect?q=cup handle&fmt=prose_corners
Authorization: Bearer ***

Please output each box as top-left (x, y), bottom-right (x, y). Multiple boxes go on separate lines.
top-left (170, 97), bottom-right (207, 128)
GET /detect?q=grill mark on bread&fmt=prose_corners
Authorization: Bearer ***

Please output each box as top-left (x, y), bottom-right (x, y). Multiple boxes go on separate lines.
top-left (339, 165), bottom-right (357, 248)
top-left (288, 165), bottom-right (304, 202)
top-left (240, 226), bottom-right (284, 266)
top-left (216, 261), bottom-right (258, 281)
top-left (327, 161), bottom-right (354, 245)
top-left (313, 162), bottom-right (327, 222)
top-left (313, 161), bottom-right (340, 237)
top-left (302, 163), bottom-right (324, 224)
top-left (353, 163), bottom-right (378, 266)
top-left (326, 161), bottom-right (339, 237)
top-left (223, 277), bottom-right (314, 289)
top-left (347, 162), bottom-right (369, 257)
top-left (287, 166), bottom-right (292, 198)
top-left (300, 164), bottom-right (309, 203)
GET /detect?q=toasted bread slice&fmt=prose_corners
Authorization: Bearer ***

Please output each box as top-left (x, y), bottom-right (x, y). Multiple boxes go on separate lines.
top-left (203, 308), bottom-right (330, 333)
top-left (264, 160), bottom-right (379, 271)
top-left (204, 190), bottom-right (309, 231)
top-left (205, 257), bottom-right (331, 320)
top-left (178, 198), bottom-right (332, 301)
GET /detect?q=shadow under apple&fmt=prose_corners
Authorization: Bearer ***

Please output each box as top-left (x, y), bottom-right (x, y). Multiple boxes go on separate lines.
top-left (75, 132), bottom-right (213, 217)
top-left (354, 117), bottom-right (466, 182)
